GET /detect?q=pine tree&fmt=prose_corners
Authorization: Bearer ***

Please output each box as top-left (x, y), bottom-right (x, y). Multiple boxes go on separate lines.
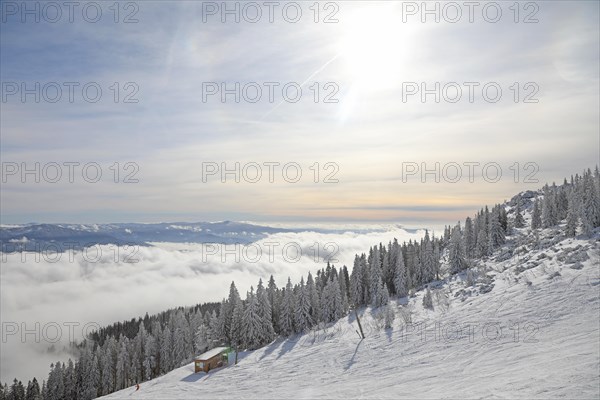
top-left (422, 287), bottom-right (433, 310)
top-left (130, 350), bottom-right (140, 387)
top-left (531, 198), bottom-right (542, 229)
top-left (279, 278), bottom-right (295, 335)
top-left (213, 300), bottom-right (227, 344)
top-left (496, 205), bottom-right (508, 234)
top-left (320, 277), bottom-right (332, 322)
top-left (306, 272), bottom-right (321, 324)
top-left (381, 283), bottom-right (394, 328)
top-left (489, 207), bottom-right (505, 249)
top-left (47, 362), bottom-right (65, 400)
top-left (133, 323), bottom-right (147, 382)
top-left (209, 307), bottom-right (223, 345)
top-left (24, 378), bottom-right (39, 400)
top-left (330, 276), bottom-right (344, 321)
top-left (463, 217), bottom-right (475, 258)
top-left (224, 282), bottom-right (241, 344)
top-left (449, 225), bottom-right (466, 274)
top-left (319, 276), bottom-right (343, 322)
top-left (388, 240), bottom-right (400, 293)
top-left (405, 242), bottom-right (416, 290)
top-left (381, 247), bottom-right (393, 296)
top-left (369, 246), bottom-right (382, 306)
top-left (9, 380), bottom-right (25, 400)
top-left (256, 279), bottom-right (276, 344)
top-left (267, 276), bottom-right (280, 333)
top-left (476, 226), bottom-right (488, 258)
top-left (514, 195), bottom-right (525, 228)
top-left (294, 277), bottom-right (312, 332)
top-left (338, 269), bottom-right (349, 314)
top-left (542, 185), bottom-right (558, 228)
top-left (101, 349), bottom-right (114, 395)
top-left (433, 238), bottom-right (441, 280)
top-left (230, 297), bottom-right (244, 351)
top-left (190, 310), bottom-right (204, 342)
top-left (350, 255), bottom-right (364, 306)
top-left (89, 353), bottom-right (100, 398)
top-left (556, 187), bottom-right (569, 220)
top-left (375, 277), bottom-right (385, 308)
top-left (422, 233), bottom-right (435, 283)
top-left (359, 254), bottom-right (370, 305)
top-left (443, 225), bottom-right (451, 243)
top-left (64, 358), bottom-right (76, 399)
top-left (146, 334), bottom-right (157, 380)
top-left (159, 327), bottom-right (171, 374)
top-left (381, 283), bottom-right (390, 306)
top-left (413, 241), bottom-right (424, 287)
top-left (194, 323), bottom-right (210, 355)
top-left (581, 170), bottom-right (599, 234)
top-left (384, 303), bottom-right (395, 329)
top-left (173, 311), bottom-right (192, 367)
top-left (341, 265), bottom-right (351, 298)
top-left (393, 247), bottom-right (408, 297)
top-left (115, 339), bottom-right (127, 389)
top-left (242, 288), bottom-right (263, 349)
top-left (565, 191), bottom-right (579, 237)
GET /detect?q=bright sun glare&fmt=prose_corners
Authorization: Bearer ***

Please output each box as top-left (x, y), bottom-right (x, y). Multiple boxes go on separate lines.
top-left (338, 5), bottom-right (413, 91)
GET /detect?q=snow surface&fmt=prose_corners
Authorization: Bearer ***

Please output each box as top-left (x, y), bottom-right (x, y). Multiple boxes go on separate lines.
top-left (195, 347), bottom-right (229, 361)
top-left (103, 235), bottom-right (600, 399)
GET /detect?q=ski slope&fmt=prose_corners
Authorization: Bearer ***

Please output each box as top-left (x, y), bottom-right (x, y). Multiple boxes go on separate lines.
top-left (104, 234), bottom-right (600, 399)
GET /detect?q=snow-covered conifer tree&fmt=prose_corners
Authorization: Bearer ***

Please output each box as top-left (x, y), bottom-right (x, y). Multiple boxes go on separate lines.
top-left (449, 225), bottom-right (466, 274)
top-left (514, 195), bottom-right (525, 228)
top-left (393, 247), bottom-right (408, 298)
top-left (369, 246), bottom-right (382, 306)
top-left (489, 207), bottom-right (505, 249)
top-left (565, 191), bottom-right (579, 237)
top-left (256, 279), bottom-right (276, 344)
top-left (242, 288), bottom-right (263, 349)
top-left (230, 297), bottom-right (244, 350)
top-left (422, 287), bottom-right (433, 309)
top-left (294, 277), bottom-right (312, 332)
top-left (279, 278), bottom-right (295, 335)
top-left (531, 198), bottom-right (542, 229)
top-left (350, 255), bottom-right (364, 306)
top-left (306, 272), bottom-right (321, 324)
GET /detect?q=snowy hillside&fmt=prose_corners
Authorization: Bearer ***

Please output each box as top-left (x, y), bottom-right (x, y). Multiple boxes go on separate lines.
top-left (103, 229), bottom-right (599, 399)
top-left (5, 171), bottom-right (598, 400)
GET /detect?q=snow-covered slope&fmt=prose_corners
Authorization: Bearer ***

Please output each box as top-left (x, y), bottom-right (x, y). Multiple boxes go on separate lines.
top-left (103, 231), bottom-right (599, 399)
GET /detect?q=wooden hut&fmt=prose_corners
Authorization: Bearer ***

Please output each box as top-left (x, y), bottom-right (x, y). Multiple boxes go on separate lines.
top-left (194, 347), bottom-right (230, 373)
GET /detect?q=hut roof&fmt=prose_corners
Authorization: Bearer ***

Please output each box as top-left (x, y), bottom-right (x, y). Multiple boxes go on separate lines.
top-left (195, 347), bottom-right (229, 361)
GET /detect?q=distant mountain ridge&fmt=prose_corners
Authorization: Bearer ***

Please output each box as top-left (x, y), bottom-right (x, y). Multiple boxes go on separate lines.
top-left (0, 221), bottom-right (409, 252)
top-left (0, 221), bottom-right (295, 252)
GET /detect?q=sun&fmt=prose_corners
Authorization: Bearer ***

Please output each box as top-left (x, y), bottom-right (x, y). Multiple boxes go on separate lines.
top-left (337, 5), bottom-right (413, 91)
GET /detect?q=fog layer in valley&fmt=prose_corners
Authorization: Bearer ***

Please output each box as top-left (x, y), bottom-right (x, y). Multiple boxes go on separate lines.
top-left (0, 226), bottom-right (424, 383)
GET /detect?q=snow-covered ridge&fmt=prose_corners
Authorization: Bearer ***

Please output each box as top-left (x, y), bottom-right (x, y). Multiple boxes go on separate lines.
top-left (101, 170), bottom-right (600, 399)
top-left (102, 229), bottom-right (599, 399)
top-left (7, 168), bottom-right (599, 399)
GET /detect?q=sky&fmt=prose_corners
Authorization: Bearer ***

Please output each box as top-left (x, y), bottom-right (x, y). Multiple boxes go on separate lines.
top-left (1, 1), bottom-right (599, 226)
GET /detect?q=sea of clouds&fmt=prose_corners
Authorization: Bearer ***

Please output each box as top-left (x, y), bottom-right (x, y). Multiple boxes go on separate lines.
top-left (0, 226), bottom-right (425, 384)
